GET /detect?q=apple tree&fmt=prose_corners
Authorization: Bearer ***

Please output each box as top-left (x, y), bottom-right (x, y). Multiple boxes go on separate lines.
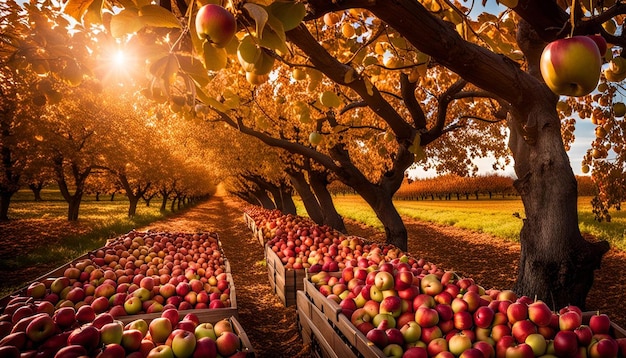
top-left (59, 0), bottom-right (626, 308)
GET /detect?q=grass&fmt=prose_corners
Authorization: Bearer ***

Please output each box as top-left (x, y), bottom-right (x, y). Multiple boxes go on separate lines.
top-left (297, 194), bottom-right (626, 251)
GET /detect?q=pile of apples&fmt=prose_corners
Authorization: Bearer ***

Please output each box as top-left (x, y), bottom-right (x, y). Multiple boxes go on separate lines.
top-left (308, 259), bottom-right (626, 358)
top-left (4, 231), bottom-right (232, 321)
top-left (243, 207), bottom-right (413, 271)
top-left (0, 300), bottom-right (248, 357)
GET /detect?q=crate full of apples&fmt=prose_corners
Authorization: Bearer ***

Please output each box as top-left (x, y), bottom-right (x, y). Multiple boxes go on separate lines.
top-left (300, 257), bottom-right (626, 357)
top-left (0, 296), bottom-right (253, 357)
top-left (0, 231), bottom-right (237, 321)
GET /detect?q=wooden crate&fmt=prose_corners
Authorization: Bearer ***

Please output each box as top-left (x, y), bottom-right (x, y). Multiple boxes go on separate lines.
top-left (303, 275), bottom-right (342, 325)
top-left (296, 291), bottom-right (357, 358)
top-left (264, 245), bottom-right (306, 306)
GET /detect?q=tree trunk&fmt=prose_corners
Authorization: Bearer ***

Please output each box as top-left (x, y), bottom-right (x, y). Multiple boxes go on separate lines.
top-left (309, 171), bottom-right (347, 233)
top-left (0, 192), bottom-right (13, 221)
top-left (95, 192), bottom-right (100, 201)
top-left (252, 188), bottom-right (275, 209)
top-left (279, 184), bottom-right (297, 215)
top-left (67, 194), bottom-right (83, 221)
top-left (28, 183), bottom-right (43, 201)
top-left (504, 21), bottom-right (610, 310)
top-left (128, 196), bottom-right (140, 217)
top-left (287, 171), bottom-right (325, 224)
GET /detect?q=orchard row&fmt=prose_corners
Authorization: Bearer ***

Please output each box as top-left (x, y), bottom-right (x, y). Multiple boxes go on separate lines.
top-left (243, 206), bottom-right (626, 358)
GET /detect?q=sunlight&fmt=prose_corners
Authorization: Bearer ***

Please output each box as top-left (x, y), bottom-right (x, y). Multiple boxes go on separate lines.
top-left (113, 50), bottom-right (126, 67)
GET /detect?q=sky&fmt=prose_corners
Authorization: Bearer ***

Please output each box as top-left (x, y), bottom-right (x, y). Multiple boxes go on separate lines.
top-left (409, 1), bottom-right (597, 179)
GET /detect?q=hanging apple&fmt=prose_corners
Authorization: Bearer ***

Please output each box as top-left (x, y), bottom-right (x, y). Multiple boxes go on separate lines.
top-left (195, 4), bottom-right (237, 48)
top-left (540, 36), bottom-right (602, 97)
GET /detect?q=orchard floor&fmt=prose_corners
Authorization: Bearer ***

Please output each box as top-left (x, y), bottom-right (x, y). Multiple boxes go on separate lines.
top-left (2, 193), bottom-right (626, 357)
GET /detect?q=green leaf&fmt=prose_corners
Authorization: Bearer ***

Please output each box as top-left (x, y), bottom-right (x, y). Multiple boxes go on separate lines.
top-left (269, 1), bottom-right (306, 31)
top-left (243, 3), bottom-right (268, 38)
top-left (139, 4), bottom-right (181, 29)
top-left (202, 40), bottom-right (228, 71)
top-left (110, 8), bottom-right (142, 38)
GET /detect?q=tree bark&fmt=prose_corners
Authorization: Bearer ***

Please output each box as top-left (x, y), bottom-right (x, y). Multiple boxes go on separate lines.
top-left (28, 182), bottom-right (44, 201)
top-left (278, 182), bottom-right (297, 215)
top-left (0, 192), bottom-right (13, 221)
top-left (251, 188), bottom-right (275, 209)
top-left (308, 170), bottom-right (347, 233)
top-left (53, 156), bottom-right (91, 221)
top-left (287, 170), bottom-right (325, 224)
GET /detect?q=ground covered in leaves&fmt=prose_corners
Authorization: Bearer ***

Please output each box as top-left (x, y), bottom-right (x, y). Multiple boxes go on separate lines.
top-left (1, 193), bottom-right (625, 357)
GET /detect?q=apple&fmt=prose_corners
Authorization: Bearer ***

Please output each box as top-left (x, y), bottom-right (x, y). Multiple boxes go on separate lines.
top-left (26, 282), bottom-right (46, 299)
top-left (427, 337), bottom-right (448, 356)
top-left (195, 4), bottom-right (236, 47)
top-left (448, 332), bottom-right (473, 356)
top-left (380, 296), bottom-right (403, 318)
top-left (100, 321), bottom-right (124, 345)
top-left (382, 343), bottom-right (403, 357)
top-left (91, 296), bottom-right (110, 314)
top-left (473, 305), bottom-right (495, 328)
top-left (68, 324), bottom-right (101, 352)
top-left (559, 310), bottom-right (582, 331)
top-left (374, 271), bottom-right (394, 291)
top-left (400, 321), bottom-right (422, 343)
top-left (92, 312), bottom-right (115, 329)
top-left (53, 306), bottom-right (76, 328)
top-left (194, 337), bottom-right (218, 358)
top-left (121, 329), bottom-right (144, 352)
top-left (125, 318), bottom-right (150, 337)
top-left (54, 345), bottom-right (89, 358)
top-left (394, 270), bottom-right (414, 291)
top-left (421, 325), bottom-right (443, 344)
top-left (159, 283), bottom-right (177, 299)
top-left (366, 328), bottom-right (388, 348)
top-left (372, 313), bottom-right (396, 329)
top-left (511, 319), bottom-right (537, 343)
top-left (473, 340), bottom-right (495, 358)
top-left (506, 302), bottom-right (528, 324)
top-left (540, 36), bottom-right (603, 97)
top-left (195, 322), bottom-right (217, 340)
top-left (216, 331), bottom-right (241, 356)
top-left (133, 287), bottom-right (152, 302)
top-left (414, 294), bottom-right (436, 310)
top-left (25, 315), bottom-right (55, 343)
top-left (453, 311), bottom-right (473, 330)
top-left (574, 324), bottom-right (593, 346)
top-left (415, 306), bottom-right (439, 328)
top-left (553, 330), bottom-right (579, 357)
top-left (524, 333), bottom-right (547, 356)
top-left (589, 313), bottom-right (611, 335)
top-left (505, 343), bottom-right (535, 358)
top-left (435, 304), bottom-right (454, 322)
top-left (147, 345), bottom-right (175, 358)
top-left (420, 274), bottom-right (443, 296)
top-left (386, 327), bottom-right (404, 345)
top-left (403, 346), bottom-right (428, 358)
top-left (523, 300), bottom-right (550, 327)
top-left (76, 304), bottom-right (96, 323)
top-left (176, 320), bottom-right (197, 333)
top-left (149, 317), bottom-right (173, 344)
top-left (589, 337), bottom-right (619, 358)
top-left (124, 296), bottom-right (143, 315)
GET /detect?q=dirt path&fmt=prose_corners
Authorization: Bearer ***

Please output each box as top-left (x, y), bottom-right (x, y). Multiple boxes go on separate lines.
top-left (141, 193), bottom-right (309, 358)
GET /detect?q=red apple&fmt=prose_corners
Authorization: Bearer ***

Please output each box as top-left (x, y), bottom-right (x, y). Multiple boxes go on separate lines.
top-left (589, 313), bottom-right (611, 335)
top-left (540, 36), bottom-right (603, 96)
top-left (195, 4), bottom-right (237, 48)
top-left (553, 330), bottom-right (579, 357)
top-left (194, 337), bottom-right (218, 358)
top-left (216, 331), bottom-right (241, 356)
top-left (25, 315), bottom-right (55, 343)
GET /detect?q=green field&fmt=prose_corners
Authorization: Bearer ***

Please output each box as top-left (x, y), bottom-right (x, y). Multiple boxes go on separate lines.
top-left (298, 195), bottom-right (626, 251)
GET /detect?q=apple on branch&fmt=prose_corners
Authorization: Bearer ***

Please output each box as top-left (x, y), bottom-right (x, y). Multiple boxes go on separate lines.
top-left (540, 36), bottom-right (603, 97)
